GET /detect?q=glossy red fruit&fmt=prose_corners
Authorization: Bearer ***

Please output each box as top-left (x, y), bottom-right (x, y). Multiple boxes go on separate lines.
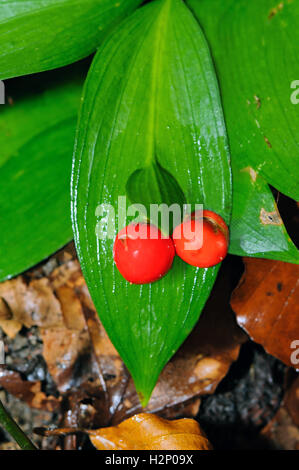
top-left (113, 223), bottom-right (175, 284)
top-left (172, 210), bottom-right (229, 268)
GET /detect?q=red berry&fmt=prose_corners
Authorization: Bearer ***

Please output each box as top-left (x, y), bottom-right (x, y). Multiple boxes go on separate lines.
top-left (113, 223), bottom-right (175, 284)
top-left (172, 210), bottom-right (229, 268)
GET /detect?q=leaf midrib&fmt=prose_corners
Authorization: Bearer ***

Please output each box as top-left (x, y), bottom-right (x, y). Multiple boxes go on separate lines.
top-left (145, 0), bottom-right (171, 167)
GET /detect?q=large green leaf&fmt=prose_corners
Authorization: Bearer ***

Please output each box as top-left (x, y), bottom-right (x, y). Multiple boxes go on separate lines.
top-left (0, 0), bottom-right (142, 80)
top-left (0, 66), bottom-right (84, 281)
top-left (72, 0), bottom-right (232, 405)
top-left (188, 0), bottom-right (299, 263)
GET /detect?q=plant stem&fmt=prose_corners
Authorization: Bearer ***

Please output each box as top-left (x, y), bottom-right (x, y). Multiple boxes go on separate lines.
top-left (0, 399), bottom-right (37, 450)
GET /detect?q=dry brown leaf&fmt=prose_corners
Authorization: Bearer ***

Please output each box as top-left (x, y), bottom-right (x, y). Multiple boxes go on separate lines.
top-left (55, 285), bottom-right (85, 331)
top-left (40, 327), bottom-right (90, 391)
top-left (0, 259), bottom-right (91, 392)
top-left (0, 442), bottom-right (20, 450)
top-left (231, 258), bottom-right (299, 367)
top-left (261, 375), bottom-right (299, 450)
top-left (285, 376), bottom-right (299, 427)
top-left (0, 277), bottom-right (62, 337)
top-left (0, 368), bottom-right (61, 412)
top-left (88, 413), bottom-right (212, 450)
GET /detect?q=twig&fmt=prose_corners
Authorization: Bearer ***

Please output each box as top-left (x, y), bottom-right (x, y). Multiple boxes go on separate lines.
top-left (0, 399), bottom-right (37, 450)
top-left (34, 427), bottom-right (85, 437)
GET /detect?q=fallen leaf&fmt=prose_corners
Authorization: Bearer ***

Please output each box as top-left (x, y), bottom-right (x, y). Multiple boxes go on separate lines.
top-left (261, 375), bottom-right (299, 450)
top-left (0, 368), bottom-right (60, 412)
top-left (285, 376), bottom-right (299, 427)
top-left (0, 277), bottom-right (62, 336)
top-left (40, 327), bottom-right (90, 392)
top-left (231, 258), bottom-right (299, 367)
top-left (55, 285), bottom-right (86, 331)
top-left (88, 413), bottom-right (212, 450)
top-left (0, 258), bottom-right (92, 391)
top-left (0, 442), bottom-right (20, 450)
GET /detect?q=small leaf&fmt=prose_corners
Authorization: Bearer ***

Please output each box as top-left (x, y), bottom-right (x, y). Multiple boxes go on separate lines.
top-left (188, 0), bottom-right (299, 263)
top-left (0, 0), bottom-right (142, 80)
top-left (229, 165), bottom-right (299, 263)
top-left (88, 413), bottom-right (212, 450)
top-left (126, 161), bottom-right (186, 232)
top-left (72, 0), bottom-right (232, 404)
top-left (0, 67), bottom-right (83, 281)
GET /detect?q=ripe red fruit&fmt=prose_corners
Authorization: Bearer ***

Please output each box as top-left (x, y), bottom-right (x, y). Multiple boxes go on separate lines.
top-left (172, 210), bottom-right (229, 268)
top-left (113, 223), bottom-right (175, 284)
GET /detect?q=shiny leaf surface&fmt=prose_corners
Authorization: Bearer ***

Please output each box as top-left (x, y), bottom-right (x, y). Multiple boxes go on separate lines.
top-left (0, 0), bottom-right (142, 79)
top-left (72, 0), bottom-right (232, 404)
top-left (88, 413), bottom-right (213, 450)
top-left (0, 68), bottom-right (83, 280)
top-left (188, 0), bottom-right (299, 263)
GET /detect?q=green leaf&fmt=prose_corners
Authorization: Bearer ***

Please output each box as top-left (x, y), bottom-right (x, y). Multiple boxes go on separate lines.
top-left (0, 0), bottom-right (143, 80)
top-left (126, 161), bottom-right (187, 233)
top-left (188, 0), bottom-right (299, 263)
top-left (188, 0), bottom-right (299, 199)
top-left (0, 66), bottom-right (84, 281)
top-left (230, 165), bottom-right (299, 263)
top-left (72, 0), bottom-right (232, 404)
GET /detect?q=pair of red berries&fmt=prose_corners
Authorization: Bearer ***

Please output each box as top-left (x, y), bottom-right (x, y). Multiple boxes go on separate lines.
top-left (113, 210), bottom-right (229, 285)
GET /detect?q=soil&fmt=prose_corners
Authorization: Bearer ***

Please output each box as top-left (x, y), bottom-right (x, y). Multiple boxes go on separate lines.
top-left (0, 323), bottom-right (288, 450)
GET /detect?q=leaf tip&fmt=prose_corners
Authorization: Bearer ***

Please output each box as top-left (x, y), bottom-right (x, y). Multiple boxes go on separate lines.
top-left (138, 391), bottom-right (150, 408)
